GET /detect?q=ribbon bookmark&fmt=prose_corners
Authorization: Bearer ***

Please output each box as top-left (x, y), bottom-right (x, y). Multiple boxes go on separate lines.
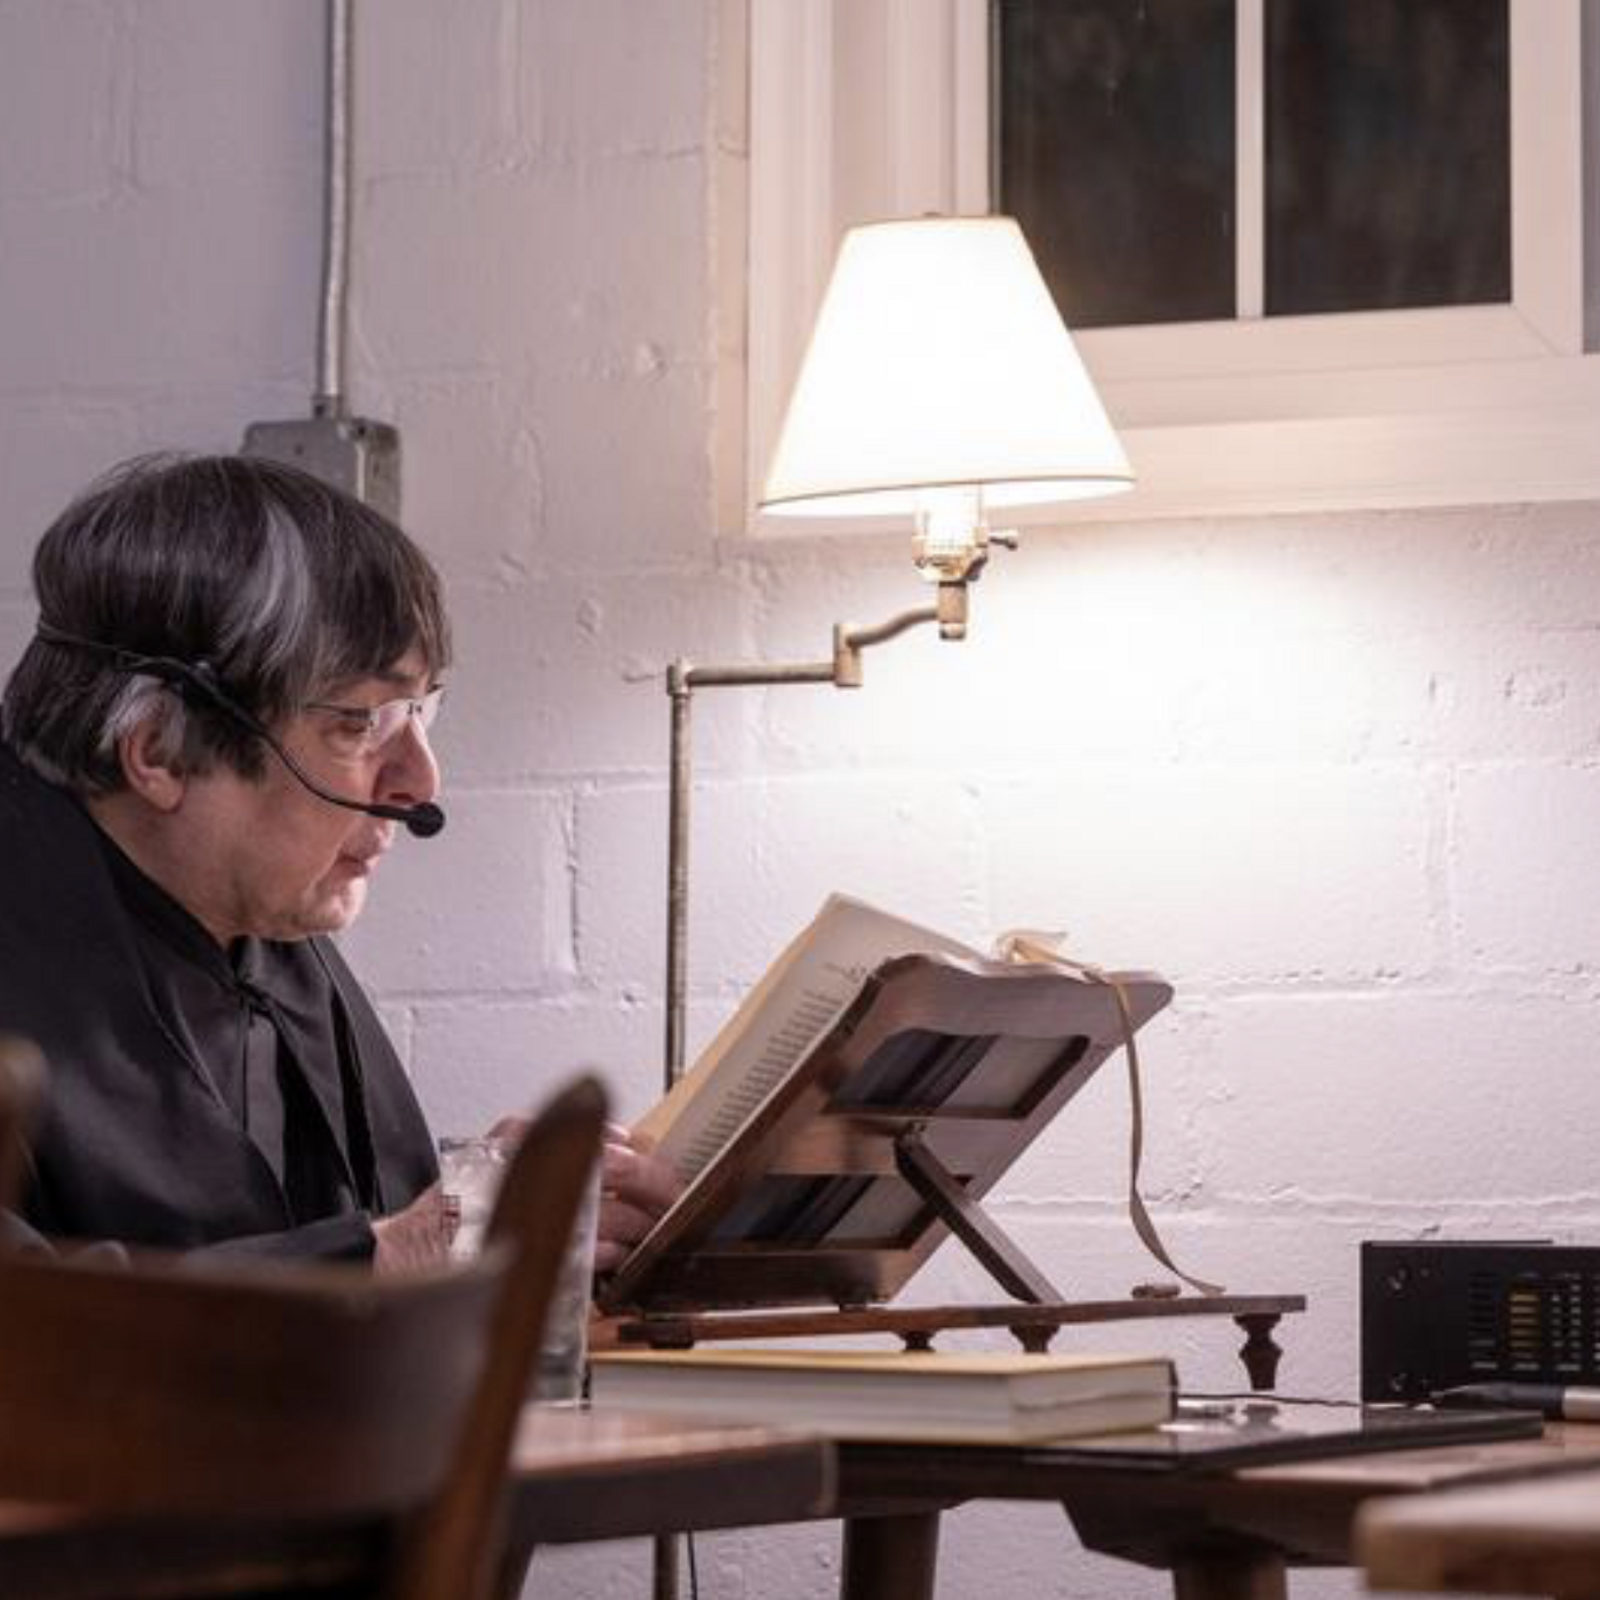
top-left (994, 930), bottom-right (1225, 1298)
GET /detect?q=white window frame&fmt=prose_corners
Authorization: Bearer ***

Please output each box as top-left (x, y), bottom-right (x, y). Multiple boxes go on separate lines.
top-left (744, 0), bottom-right (1600, 530)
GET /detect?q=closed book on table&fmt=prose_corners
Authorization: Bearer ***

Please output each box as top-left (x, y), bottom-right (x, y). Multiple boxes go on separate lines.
top-left (590, 1348), bottom-right (1174, 1444)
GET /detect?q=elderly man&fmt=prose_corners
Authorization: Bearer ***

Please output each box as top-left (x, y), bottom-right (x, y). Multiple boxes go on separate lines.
top-left (0, 453), bottom-right (674, 1270)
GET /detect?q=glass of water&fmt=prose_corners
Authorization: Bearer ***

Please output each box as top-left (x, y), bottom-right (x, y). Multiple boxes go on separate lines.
top-left (532, 1158), bottom-right (602, 1406)
top-left (437, 1135), bottom-right (508, 1260)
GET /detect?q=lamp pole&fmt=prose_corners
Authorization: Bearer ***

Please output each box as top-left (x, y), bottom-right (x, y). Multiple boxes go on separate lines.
top-left (651, 583), bottom-right (965, 1600)
top-left (663, 585), bottom-right (966, 1088)
top-left (645, 213), bottom-right (1126, 1600)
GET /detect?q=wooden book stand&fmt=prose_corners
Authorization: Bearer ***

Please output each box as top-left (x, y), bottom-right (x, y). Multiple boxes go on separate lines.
top-left (598, 954), bottom-right (1303, 1385)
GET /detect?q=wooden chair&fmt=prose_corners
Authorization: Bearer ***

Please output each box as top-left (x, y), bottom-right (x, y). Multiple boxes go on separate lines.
top-left (0, 1034), bottom-right (45, 1210)
top-left (395, 1075), bottom-right (609, 1600)
top-left (0, 1071), bottom-right (609, 1600)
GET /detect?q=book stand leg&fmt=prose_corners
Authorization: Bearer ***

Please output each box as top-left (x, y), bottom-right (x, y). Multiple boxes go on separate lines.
top-left (1236, 1313), bottom-right (1286, 1389)
top-left (897, 1308), bottom-right (1286, 1379)
top-left (893, 1132), bottom-right (1062, 1302)
top-left (610, 1299), bottom-right (1303, 1390)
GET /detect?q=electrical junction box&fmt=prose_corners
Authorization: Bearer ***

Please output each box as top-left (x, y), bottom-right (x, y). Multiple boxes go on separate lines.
top-left (242, 415), bottom-right (401, 521)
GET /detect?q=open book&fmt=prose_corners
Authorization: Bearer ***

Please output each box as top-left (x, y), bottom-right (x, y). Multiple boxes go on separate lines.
top-left (602, 896), bottom-right (1174, 1316)
top-left (636, 896), bottom-right (981, 1181)
top-left (590, 1346), bottom-right (1175, 1444)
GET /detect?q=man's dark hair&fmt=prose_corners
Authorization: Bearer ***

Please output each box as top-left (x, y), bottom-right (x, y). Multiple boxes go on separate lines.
top-left (2, 453), bottom-right (451, 792)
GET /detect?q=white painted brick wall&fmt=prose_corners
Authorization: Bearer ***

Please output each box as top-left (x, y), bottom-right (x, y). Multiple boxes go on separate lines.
top-left (5, 6), bottom-right (1600, 1599)
top-left (339, 788), bottom-right (576, 995)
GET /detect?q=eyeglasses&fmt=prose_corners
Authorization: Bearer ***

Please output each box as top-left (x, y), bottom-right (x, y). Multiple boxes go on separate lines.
top-left (303, 686), bottom-right (445, 760)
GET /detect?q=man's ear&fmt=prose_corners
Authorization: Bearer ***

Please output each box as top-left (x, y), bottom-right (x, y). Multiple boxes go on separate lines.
top-left (117, 716), bottom-right (188, 814)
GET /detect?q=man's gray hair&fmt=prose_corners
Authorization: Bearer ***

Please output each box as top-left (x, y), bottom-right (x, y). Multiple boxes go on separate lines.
top-left (2, 453), bottom-right (451, 792)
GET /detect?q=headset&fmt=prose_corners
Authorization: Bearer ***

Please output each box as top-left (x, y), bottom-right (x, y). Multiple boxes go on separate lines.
top-left (34, 625), bottom-right (446, 840)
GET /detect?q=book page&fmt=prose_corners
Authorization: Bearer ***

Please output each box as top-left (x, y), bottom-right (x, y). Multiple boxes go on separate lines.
top-left (638, 895), bottom-right (978, 1181)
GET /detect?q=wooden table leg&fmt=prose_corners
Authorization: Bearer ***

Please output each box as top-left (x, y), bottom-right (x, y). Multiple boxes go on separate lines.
top-left (653, 1532), bottom-right (680, 1600)
top-left (841, 1511), bottom-right (941, 1600)
top-left (1173, 1547), bottom-right (1288, 1600)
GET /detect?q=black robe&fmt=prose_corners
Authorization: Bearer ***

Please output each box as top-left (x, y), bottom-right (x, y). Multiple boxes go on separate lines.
top-left (0, 741), bottom-right (437, 1258)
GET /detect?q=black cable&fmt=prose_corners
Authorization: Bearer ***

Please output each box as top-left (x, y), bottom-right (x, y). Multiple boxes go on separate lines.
top-left (35, 624), bottom-right (444, 837)
top-left (687, 1529), bottom-right (700, 1600)
top-left (1181, 1389), bottom-right (1360, 1408)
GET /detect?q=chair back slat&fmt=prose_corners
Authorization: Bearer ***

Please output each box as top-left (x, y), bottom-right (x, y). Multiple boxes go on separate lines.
top-left (0, 1250), bottom-right (505, 1517)
top-left (0, 1036), bottom-right (45, 1211)
top-left (389, 1075), bottom-right (607, 1600)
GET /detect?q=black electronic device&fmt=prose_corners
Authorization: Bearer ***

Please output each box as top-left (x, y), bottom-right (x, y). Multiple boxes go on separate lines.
top-left (1361, 1240), bottom-right (1600, 1403)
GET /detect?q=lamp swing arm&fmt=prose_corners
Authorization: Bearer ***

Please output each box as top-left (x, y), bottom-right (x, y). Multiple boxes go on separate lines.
top-left (663, 584), bottom-right (968, 1084)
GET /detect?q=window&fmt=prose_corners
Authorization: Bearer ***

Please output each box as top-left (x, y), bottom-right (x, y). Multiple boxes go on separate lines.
top-left (997, 0), bottom-right (1512, 328)
top-left (999, 0), bottom-right (1239, 328)
top-left (743, 0), bottom-right (1596, 527)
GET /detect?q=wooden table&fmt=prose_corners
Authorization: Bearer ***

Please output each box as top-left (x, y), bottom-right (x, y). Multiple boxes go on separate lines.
top-left (833, 1422), bottom-right (1600, 1600)
top-left (505, 1406), bottom-right (831, 1538)
top-left (8, 1410), bottom-right (1599, 1600)
top-left (0, 1409), bottom-right (833, 1599)
top-left (1357, 1445), bottom-right (1600, 1598)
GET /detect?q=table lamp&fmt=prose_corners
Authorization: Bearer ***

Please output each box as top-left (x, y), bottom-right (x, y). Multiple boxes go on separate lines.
top-left (664, 213), bottom-right (1134, 1080)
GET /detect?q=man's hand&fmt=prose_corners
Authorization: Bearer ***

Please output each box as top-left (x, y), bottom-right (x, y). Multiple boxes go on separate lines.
top-left (595, 1123), bottom-right (682, 1272)
top-left (485, 1115), bottom-right (684, 1276)
top-left (372, 1182), bottom-right (451, 1274)
top-left (489, 1113), bottom-right (684, 1273)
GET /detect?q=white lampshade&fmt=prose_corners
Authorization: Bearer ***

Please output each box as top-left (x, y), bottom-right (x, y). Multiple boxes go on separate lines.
top-left (760, 215), bottom-right (1133, 519)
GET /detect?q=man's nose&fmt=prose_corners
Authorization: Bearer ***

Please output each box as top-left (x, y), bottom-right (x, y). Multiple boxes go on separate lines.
top-left (377, 716), bottom-right (441, 806)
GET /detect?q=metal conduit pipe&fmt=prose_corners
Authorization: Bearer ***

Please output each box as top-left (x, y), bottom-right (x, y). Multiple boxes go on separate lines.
top-left (315, 0), bottom-right (352, 418)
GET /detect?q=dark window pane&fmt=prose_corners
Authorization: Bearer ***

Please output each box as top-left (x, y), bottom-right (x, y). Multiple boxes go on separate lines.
top-left (996, 0), bottom-right (1236, 329)
top-left (1266, 0), bottom-right (1510, 316)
